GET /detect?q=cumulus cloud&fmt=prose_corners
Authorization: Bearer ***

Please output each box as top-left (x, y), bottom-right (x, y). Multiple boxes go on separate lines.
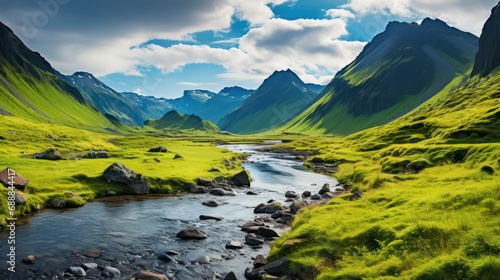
top-left (326, 9), bottom-right (356, 19)
top-left (342, 0), bottom-right (498, 35)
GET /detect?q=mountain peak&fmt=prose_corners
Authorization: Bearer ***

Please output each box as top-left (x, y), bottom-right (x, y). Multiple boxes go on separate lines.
top-left (471, 2), bottom-right (500, 77)
top-left (420, 18), bottom-right (449, 28)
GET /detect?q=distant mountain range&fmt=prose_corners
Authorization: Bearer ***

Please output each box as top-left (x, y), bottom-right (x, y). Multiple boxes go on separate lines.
top-left (277, 18), bottom-right (479, 135)
top-left (144, 110), bottom-right (219, 133)
top-left (196, 86), bottom-right (254, 124)
top-left (218, 69), bottom-right (317, 134)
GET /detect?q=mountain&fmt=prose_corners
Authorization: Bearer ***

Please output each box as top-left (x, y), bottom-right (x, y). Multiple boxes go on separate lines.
top-left (61, 72), bottom-right (146, 126)
top-left (306, 83), bottom-right (326, 94)
top-left (277, 18), bottom-right (479, 136)
top-left (144, 110), bottom-right (219, 132)
top-left (120, 91), bottom-right (174, 121)
top-left (196, 86), bottom-right (253, 123)
top-left (471, 2), bottom-right (500, 77)
top-left (0, 21), bottom-right (117, 131)
top-left (218, 69), bottom-right (317, 134)
top-left (168, 90), bottom-right (216, 115)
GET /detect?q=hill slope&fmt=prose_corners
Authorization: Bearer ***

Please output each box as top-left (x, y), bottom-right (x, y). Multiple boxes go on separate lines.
top-left (278, 18), bottom-right (478, 136)
top-left (0, 21), bottom-right (118, 131)
top-left (268, 6), bottom-right (500, 279)
top-left (196, 86), bottom-right (253, 123)
top-left (218, 69), bottom-right (317, 134)
top-left (144, 110), bottom-right (220, 133)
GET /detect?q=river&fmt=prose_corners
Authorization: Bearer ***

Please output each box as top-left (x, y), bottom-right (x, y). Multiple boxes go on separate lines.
top-left (0, 144), bottom-right (337, 279)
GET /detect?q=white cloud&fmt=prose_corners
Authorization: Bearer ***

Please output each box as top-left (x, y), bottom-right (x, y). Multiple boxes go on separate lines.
top-left (342, 0), bottom-right (498, 35)
top-left (326, 9), bottom-right (356, 19)
top-left (229, 0), bottom-right (291, 26)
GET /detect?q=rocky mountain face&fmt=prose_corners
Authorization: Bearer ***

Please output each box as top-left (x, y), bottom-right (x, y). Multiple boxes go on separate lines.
top-left (472, 2), bottom-right (500, 77)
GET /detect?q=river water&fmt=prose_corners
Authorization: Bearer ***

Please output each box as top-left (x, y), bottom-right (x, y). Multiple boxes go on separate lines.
top-left (0, 144), bottom-right (337, 279)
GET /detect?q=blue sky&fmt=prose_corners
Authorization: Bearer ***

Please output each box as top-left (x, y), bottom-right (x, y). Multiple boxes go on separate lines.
top-left (0, 0), bottom-right (497, 98)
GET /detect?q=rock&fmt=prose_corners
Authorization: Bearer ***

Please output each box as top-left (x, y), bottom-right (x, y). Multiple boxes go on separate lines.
top-left (246, 191), bottom-right (259, 195)
top-left (199, 215), bottom-right (223, 221)
top-left (254, 255), bottom-right (267, 268)
top-left (202, 200), bottom-right (219, 207)
top-left (223, 271), bottom-right (238, 280)
top-left (232, 170), bottom-right (251, 187)
top-left (173, 154), bottom-right (183, 159)
top-left (102, 162), bottom-right (135, 184)
top-left (290, 199), bottom-right (308, 214)
top-left (319, 183), bottom-right (330, 195)
top-left (101, 266), bottom-right (121, 278)
top-left (242, 226), bottom-right (264, 233)
top-left (14, 191), bottom-right (28, 205)
top-left (131, 270), bottom-right (169, 280)
top-left (86, 151), bottom-right (109, 158)
top-left (280, 239), bottom-right (302, 250)
top-left (245, 267), bottom-right (265, 279)
top-left (197, 177), bottom-right (213, 186)
top-left (148, 146), bottom-right (167, 153)
top-left (245, 233), bottom-right (265, 246)
top-left (254, 202), bottom-right (283, 214)
top-left (157, 253), bottom-right (173, 262)
top-left (481, 165), bottom-right (495, 175)
top-left (271, 211), bottom-right (284, 220)
top-left (245, 257), bottom-right (289, 279)
top-left (0, 168), bottom-right (29, 190)
top-left (154, 158), bottom-right (161, 163)
top-left (349, 192), bottom-right (363, 201)
top-left (194, 255), bottom-right (211, 264)
top-left (51, 197), bottom-right (66, 208)
top-left (190, 185), bottom-right (208, 194)
top-left (210, 188), bottom-right (235, 196)
top-left (226, 241), bottom-right (244, 249)
top-left (302, 191), bottom-right (311, 198)
top-left (22, 255), bottom-right (35, 264)
top-left (34, 148), bottom-right (62, 160)
top-left (209, 167), bottom-right (221, 172)
top-left (84, 248), bottom-right (101, 258)
top-left (257, 227), bottom-right (280, 238)
top-left (285, 191), bottom-right (297, 198)
top-left (128, 174), bottom-right (150, 195)
top-left (66, 267), bottom-right (86, 277)
top-left (311, 193), bottom-right (321, 200)
top-left (46, 134), bottom-right (59, 141)
top-left (165, 250), bottom-right (180, 255)
top-left (322, 192), bottom-right (336, 199)
top-left (176, 228), bottom-right (208, 240)
top-left (81, 263), bottom-right (98, 270)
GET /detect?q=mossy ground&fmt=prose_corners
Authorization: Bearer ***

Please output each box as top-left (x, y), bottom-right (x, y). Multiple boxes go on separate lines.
top-left (267, 73), bottom-right (500, 279)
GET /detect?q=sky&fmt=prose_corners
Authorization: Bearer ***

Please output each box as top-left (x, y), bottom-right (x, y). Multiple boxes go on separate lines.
top-left (0, 0), bottom-right (497, 98)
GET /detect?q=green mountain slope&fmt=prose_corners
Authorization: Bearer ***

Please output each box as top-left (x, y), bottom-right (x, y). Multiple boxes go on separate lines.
top-left (144, 110), bottom-right (220, 133)
top-left (196, 86), bottom-right (253, 123)
top-left (0, 21), bottom-right (118, 131)
top-left (268, 6), bottom-right (500, 279)
top-left (277, 18), bottom-right (478, 136)
top-left (218, 69), bottom-right (317, 134)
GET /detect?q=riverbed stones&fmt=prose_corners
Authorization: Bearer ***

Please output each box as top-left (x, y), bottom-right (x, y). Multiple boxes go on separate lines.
top-left (226, 240), bottom-right (244, 249)
top-left (246, 190), bottom-right (259, 195)
top-left (319, 183), bottom-right (330, 195)
top-left (245, 257), bottom-right (289, 279)
top-left (81, 263), bottom-right (98, 270)
top-left (0, 168), bottom-right (29, 190)
top-left (210, 188), bottom-right (235, 196)
top-left (245, 233), bottom-right (265, 246)
top-left (311, 193), bottom-right (321, 200)
top-left (148, 146), bottom-right (167, 153)
top-left (254, 202), bottom-right (283, 214)
top-left (66, 266), bottom-right (86, 277)
top-left (254, 254), bottom-right (267, 268)
top-left (302, 190), bottom-right (311, 198)
top-left (190, 185), bottom-right (208, 194)
top-left (257, 227), bottom-right (280, 238)
top-left (194, 255), bottom-right (211, 264)
top-left (101, 266), bottom-right (121, 278)
top-left (284, 190), bottom-right (297, 198)
top-left (22, 255), bottom-right (35, 264)
top-left (84, 248), bottom-right (101, 258)
top-left (176, 228), bottom-right (208, 240)
top-left (197, 177), bottom-right (213, 186)
top-left (290, 199), bottom-right (308, 214)
top-left (202, 200), bottom-right (219, 207)
top-left (200, 215), bottom-right (223, 221)
top-left (34, 148), bottom-right (62, 160)
top-left (131, 270), bottom-right (169, 280)
top-left (232, 170), bottom-right (251, 187)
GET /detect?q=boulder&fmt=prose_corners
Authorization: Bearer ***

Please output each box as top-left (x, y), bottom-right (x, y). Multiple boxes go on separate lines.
top-left (190, 185), bottom-right (208, 194)
top-left (173, 154), bottom-right (183, 159)
top-left (254, 254), bottom-right (267, 268)
top-left (51, 198), bottom-right (66, 208)
top-left (34, 148), bottom-right (62, 160)
top-left (349, 192), bottom-right (363, 201)
top-left (197, 177), bottom-right (213, 187)
top-left (232, 170), bottom-right (251, 187)
top-left (128, 174), bottom-right (150, 195)
top-left (319, 183), bottom-right (330, 195)
top-left (241, 221), bottom-right (266, 232)
top-left (245, 233), bottom-right (265, 246)
top-left (157, 253), bottom-right (173, 262)
top-left (86, 151), bottom-right (109, 158)
top-left (81, 263), bottom-right (98, 270)
top-left (154, 158), bottom-right (161, 163)
top-left (0, 168), bottom-right (28, 190)
top-left (254, 202), bottom-right (283, 214)
top-left (22, 255), bottom-right (35, 264)
top-left (101, 266), bottom-right (121, 278)
top-left (311, 193), bottom-right (321, 200)
top-left (257, 227), bottom-right (280, 238)
top-left (285, 191), bottom-right (297, 198)
top-left (202, 200), bottom-right (219, 207)
top-left (226, 240), bottom-right (244, 249)
top-left (199, 215), bottom-right (223, 221)
top-left (148, 146), bottom-right (167, 153)
top-left (210, 188), bottom-right (235, 196)
top-left (84, 248), bottom-right (101, 258)
top-left (103, 163), bottom-right (135, 184)
top-left (223, 271), bottom-right (238, 280)
top-left (322, 192), bottom-right (336, 199)
top-left (246, 191), bottom-right (259, 195)
top-left (290, 199), bottom-right (308, 214)
top-left (14, 191), bottom-right (28, 205)
top-left (66, 267), bottom-right (86, 277)
top-left (131, 270), bottom-right (169, 280)
top-left (176, 228), bottom-right (208, 240)
top-left (194, 255), bottom-right (211, 264)
top-left (302, 191), bottom-right (312, 198)
top-left (245, 257), bottom-right (289, 279)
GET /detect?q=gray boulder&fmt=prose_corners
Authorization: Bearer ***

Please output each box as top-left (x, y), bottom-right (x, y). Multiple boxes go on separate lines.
top-left (302, 191), bottom-right (312, 197)
top-left (66, 267), bottom-right (86, 277)
top-left (51, 198), bottom-right (66, 208)
top-left (176, 228), bottom-right (208, 240)
top-left (311, 193), bottom-right (322, 200)
top-left (22, 255), bottom-right (35, 264)
top-left (103, 163), bottom-right (135, 184)
top-left (254, 254), bottom-right (267, 268)
top-left (254, 202), bottom-right (283, 214)
top-left (290, 199), bottom-right (308, 214)
top-left (131, 270), bottom-right (169, 280)
top-left (34, 148), bottom-right (62, 160)
top-left (285, 191), bottom-right (298, 198)
top-left (148, 146), bottom-right (167, 153)
top-left (202, 200), bottom-right (219, 207)
top-left (232, 170), bottom-right (251, 187)
top-left (86, 151), bottom-right (109, 158)
top-left (14, 191), bottom-right (28, 205)
top-left (226, 240), bottom-right (244, 249)
top-left (128, 174), bottom-right (150, 195)
top-left (223, 271), bottom-right (238, 280)
top-left (200, 215), bottom-right (223, 221)
top-left (210, 188), bottom-right (235, 196)
top-left (245, 233), bottom-right (265, 246)
top-left (319, 183), bottom-right (330, 195)
top-left (190, 185), bottom-right (208, 194)
top-left (257, 227), bottom-right (280, 238)
top-left (101, 266), bottom-right (121, 278)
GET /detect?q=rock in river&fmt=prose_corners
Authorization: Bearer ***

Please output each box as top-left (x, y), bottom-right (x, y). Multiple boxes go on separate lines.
top-left (190, 185), bottom-right (208, 194)
top-left (101, 266), bottom-right (121, 278)
top-left (302, 190), bottom-right (312, 198)
top-left (210, 188), bottom-right (235, 196)
top-left (285, 190), bottom-right (298, 198)
top-left (257, 227), bottom-right (280, 238)
top-left (200, 215), bottom-right (223, 221)
top-left (254, 202), bottom-right (283, 214)
top-left (245, 257), bottom-right (289, 279)
top-left (223, 271), bottom-right (238, 280)
top-left (131, 270), bottom-right (169, 280)
top-left (176, 228), bottom-right (208, 240)
top-left (226, 240), bottom-right (244, 249)
top-left (202, 200), bottom-right (219, 207)
top-left (319, 183), bottom-right (330, 195)
top-left (157, 253), bottom-right (173, 262)
top-left (254, 254), bottom-right (267, 268)
top-left (245, 233), bottom-right (265, 246)
top-left (290, 199), bottom-right (308, 214)
top-left (51, 197), bottom-right (66, 208)
top-left (232, 170), bottom-right (251, 187)
top-left (21, 255), bottom-right (35, 264)
top-left (66, 266), bottom-right (86, 277)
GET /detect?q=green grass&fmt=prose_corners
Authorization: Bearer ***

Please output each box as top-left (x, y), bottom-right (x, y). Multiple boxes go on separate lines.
top-left (267, 72), bottom-right (500, 279)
